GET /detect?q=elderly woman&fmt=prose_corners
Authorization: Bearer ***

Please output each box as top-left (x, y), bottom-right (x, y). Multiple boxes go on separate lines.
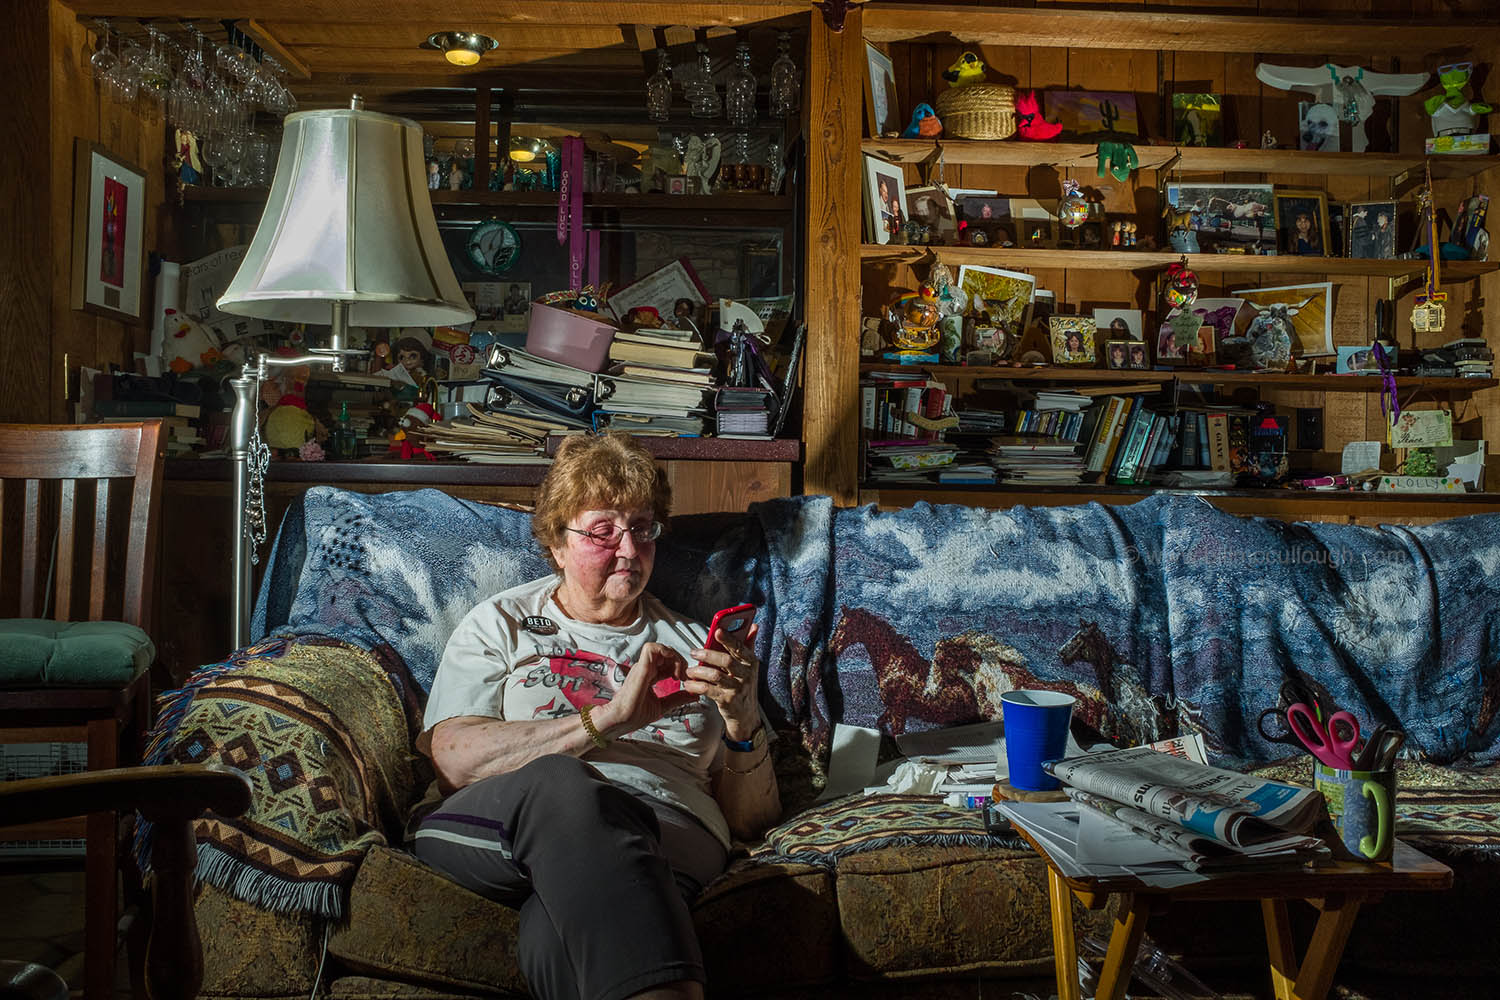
top-left (414, 432), bottom-right (780, 1000)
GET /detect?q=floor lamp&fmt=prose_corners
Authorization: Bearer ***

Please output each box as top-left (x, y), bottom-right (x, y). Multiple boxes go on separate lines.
top-left (217, 96), bottom-right (474, 650)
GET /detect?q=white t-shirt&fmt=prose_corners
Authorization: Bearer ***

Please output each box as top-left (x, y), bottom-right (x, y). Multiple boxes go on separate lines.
top-left (420, 575), bottom-right (731, 848)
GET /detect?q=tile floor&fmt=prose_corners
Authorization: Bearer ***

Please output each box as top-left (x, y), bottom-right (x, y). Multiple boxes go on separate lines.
top-left (0, 869), bottom-right (130, 999)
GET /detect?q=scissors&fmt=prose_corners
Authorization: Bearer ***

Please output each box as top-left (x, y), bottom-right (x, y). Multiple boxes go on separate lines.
top-left (1352, 724), bottom-right (1407, 771)
top-left (1257, 678), bottom-right (1343, 748)
top-left (1286, 702), bottom-right (1361, 770)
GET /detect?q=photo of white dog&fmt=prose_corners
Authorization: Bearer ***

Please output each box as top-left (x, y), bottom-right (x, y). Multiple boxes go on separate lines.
top-left (1299, 101), bottom-right (1339, 152)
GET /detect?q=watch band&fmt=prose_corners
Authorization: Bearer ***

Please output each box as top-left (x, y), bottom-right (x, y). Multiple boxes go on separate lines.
top-left (723, 726), bottom-right (765, 752)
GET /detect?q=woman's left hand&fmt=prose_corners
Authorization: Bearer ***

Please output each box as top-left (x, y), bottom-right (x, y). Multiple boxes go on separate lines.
top-left (685, 623), bottom-right (762, 742)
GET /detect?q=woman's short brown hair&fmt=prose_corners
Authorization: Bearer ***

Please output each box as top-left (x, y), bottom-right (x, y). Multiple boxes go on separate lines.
top-left (532, 432), bottom-right (671, 568)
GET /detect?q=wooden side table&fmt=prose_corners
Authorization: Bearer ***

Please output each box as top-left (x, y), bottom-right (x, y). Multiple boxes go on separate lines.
top-left (1015, 829), bottom-right (1453, 1000)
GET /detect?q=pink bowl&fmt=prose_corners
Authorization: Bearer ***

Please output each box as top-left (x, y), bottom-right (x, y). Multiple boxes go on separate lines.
top-left (525, 303), bottom-right (617, 372)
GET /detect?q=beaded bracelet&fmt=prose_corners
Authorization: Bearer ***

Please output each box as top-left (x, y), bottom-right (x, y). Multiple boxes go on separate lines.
top-left (579, 705), bottom-right (609, 749)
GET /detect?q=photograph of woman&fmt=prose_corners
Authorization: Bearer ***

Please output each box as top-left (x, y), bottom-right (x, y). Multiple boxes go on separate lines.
top-left (413, 433), bottom-right (780, 1000)
top-left (1275, 192), bottom-right (1330, 257)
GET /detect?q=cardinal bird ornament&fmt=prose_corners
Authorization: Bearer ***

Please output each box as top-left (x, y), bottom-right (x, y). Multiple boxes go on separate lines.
top-left (901, 103), bottom-right (943, 138)
top-left (1014, 90), bottom-right (1062, 141)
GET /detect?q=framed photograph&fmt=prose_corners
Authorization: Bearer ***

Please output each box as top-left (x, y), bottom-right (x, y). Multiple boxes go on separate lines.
top-left (862, 155), bottom-right (908, 245)
top-left (1298, 100), bottom-right (1339, 152)
top-left (1043, 90), bottom-right (1139, 138)
top-left (864, 43), bottom-right (900, 138)
top-left (906, 185), bottom-right (958, 240)
top-left (666, 175), bottom-right (688, 195)
top-left (956, 264), bottom-right (1036, 336)
top-left (1049, 316), bottom-right (1097, 365)
top-left (955, 195), bottom-right (1013, 246)
top-left (1104, 339), bottom-right (1134, 370)
top-left (1349, 200), bottom-right (1398, 259)
top-left (1231, 282), bottom-right (1336, 366)
top-left (1165, 183), bottom-right (1276, 254)
top-left (1127, 340), bottom-right (1151, 370)
top-left (71, 139), bottom-right (146, 322)
top-left (1155, 314), bottom-right (1217, 366)
top-left (1275, 189), bottom-right (1331, 256)
top-left (1172, 93), bottom-right (1222, 147)
top-left (1010, 197), bottom-right (1058, 249)
top-left (1093, 308), bottom-right (1143, 341)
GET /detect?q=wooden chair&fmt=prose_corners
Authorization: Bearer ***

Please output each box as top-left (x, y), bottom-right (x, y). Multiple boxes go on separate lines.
top-left (0, 422), bottom-right (166, 1000)
top-left (0, 764), bottom-right (252, 1000)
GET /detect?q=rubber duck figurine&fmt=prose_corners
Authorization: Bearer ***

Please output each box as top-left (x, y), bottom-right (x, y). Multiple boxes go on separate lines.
top-left (901, 103), bottom-right (943, 138)
top-left (942, 51), bottom-right (987, 88)
top-left (1014, 90), bottom-right (1063, 141)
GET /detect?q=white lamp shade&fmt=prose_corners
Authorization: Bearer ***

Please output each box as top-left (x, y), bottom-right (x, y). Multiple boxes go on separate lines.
top-left (218, 105), bottom-right (475, 328)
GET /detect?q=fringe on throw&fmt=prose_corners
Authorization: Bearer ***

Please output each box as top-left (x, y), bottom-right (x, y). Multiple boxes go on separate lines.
top-left (195, 841), bottom-right (346, 920)
top-left (756, 831), bottom-right (1026, 869)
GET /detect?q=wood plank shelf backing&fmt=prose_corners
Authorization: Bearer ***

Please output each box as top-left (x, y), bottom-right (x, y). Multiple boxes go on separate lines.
top-left (861, 4), bottom-right (1500, 58)
top-left (862, 139), bottom-right (1500, 181)
top-left (858, 364), bottom-right (1497, 394)
top-left (859, 245), bottom-right (1500, 281)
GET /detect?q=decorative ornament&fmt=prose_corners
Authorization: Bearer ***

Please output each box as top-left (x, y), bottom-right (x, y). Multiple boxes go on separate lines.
top-left (1057, 179), bottom-right (1090, 229)
top-left (941, 51), bottom-right (988, 88)
top-left (1411, 165), bottom-right (1447, 333)
top-left (683, 134), bottom-right (723, 195)
top-left (887, 285), bottom-right (942, 353)
top-left (901, 103), bottom-right (943, 138)
top-left (1163, 260), bottom-right (1199, 310)
top-left (1014, 90), bottom-right (1062, 141)
top-left (1095, 141), bottom-right (1138, 181)
top-left (465, 218), bottom-right (521, 275)
top-left (1255, 62), bottom-right (1426, 153)
top-left (1423, 61), bottom-right (1492, 138)
top-left (1261, 129), bottom-right (1277, 149)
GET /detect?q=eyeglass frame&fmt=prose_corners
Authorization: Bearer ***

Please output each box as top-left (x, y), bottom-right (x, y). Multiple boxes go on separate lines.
top-left (1437, 62), bottom-right (1473, 76)
top-left (564, 520), bottom-right (664, 548)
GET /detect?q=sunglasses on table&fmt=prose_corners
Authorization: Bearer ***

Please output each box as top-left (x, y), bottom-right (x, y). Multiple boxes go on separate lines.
top-left (565, 521), bottom-right (664, 548)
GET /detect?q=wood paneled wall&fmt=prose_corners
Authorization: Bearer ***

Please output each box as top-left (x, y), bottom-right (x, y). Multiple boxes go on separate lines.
top-left (3, 1), bottom-right (173, 425)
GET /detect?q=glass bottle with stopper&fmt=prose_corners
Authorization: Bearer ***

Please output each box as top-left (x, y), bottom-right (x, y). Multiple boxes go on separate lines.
top-left (769, 31), bottom-right (800, 119)
top-left (725, 39), bottom-right (757, 127)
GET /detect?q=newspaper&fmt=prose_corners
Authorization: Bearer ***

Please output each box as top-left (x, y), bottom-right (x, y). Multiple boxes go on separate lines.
top-left (1043, 745), bottom-right (1325, 849)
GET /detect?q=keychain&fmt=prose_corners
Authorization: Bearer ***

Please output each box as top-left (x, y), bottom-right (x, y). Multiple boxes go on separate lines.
top-left (1411, 163), bottom-right (1447, 333)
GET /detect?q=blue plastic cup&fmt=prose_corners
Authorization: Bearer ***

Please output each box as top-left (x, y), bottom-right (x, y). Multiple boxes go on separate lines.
top-left (1001, 690), bottom-right (1076, 791)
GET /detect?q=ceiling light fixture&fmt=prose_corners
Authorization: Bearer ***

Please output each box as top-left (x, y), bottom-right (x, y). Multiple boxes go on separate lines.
top-left (427, 30), bottom-right (498, 67)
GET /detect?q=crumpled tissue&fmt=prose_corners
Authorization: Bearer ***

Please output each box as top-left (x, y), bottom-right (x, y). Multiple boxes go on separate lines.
top-left (883, 759), bottom-right (950, 794)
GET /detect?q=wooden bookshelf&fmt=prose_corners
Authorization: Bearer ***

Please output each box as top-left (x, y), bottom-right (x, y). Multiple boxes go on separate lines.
top-left (858, 364), bottom-right (1497, 394)
top-left (862, 139), bottom-right (1500, 182)
top-left (182, 186), bottom-right (792, 215)
top-left (861, 4), bottom-right (1500, 58)
top-left (860, 245), bottom-right (1500, 280)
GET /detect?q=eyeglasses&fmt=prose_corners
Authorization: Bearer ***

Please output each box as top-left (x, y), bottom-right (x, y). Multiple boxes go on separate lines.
top-left (565, 520), bottom-right (663, 548)
top-left (1437, 62), bottom-right (1473, 76)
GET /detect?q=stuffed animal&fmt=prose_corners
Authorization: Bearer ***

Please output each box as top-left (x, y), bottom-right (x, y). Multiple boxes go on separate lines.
top-left (942, 52), bottom-right (987, 88)
top-left (1014, 90), bottom-right (1062, 141)
top-left (901, 103), bottom-right (943, 138)
top-left (389, 401), bottom-right (439, 461)
top-left (1424, 62), bottom-right (1492, 137)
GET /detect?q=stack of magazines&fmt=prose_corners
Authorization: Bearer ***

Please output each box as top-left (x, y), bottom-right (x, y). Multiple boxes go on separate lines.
top-left (994, 744), bottom-right (1330, 887)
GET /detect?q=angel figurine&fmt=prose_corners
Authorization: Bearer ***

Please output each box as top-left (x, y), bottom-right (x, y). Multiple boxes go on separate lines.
top-left (683, 134), bottom-right (723, 195)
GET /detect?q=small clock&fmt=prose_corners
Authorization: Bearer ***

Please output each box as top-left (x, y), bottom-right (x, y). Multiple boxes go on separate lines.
top-left (465, 218), bottom-right (521, 275)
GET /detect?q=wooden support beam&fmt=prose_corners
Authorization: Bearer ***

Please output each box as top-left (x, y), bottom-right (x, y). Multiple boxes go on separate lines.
top-left (238, 18), bottom-right (310, 79)
top-left (800, 3), bottom-right (862, 504)
top-left (473, 86), bottom-right (491, 192)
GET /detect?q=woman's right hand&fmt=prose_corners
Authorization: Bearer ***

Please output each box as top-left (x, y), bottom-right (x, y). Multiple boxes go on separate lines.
top-left (595, 641), bottom-right (699, 738)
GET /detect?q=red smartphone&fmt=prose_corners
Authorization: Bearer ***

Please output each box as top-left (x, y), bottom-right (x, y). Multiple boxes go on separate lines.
top-left (652, 603), bottom-right (756, 698)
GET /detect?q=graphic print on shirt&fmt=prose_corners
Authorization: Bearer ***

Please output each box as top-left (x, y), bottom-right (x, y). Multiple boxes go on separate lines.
top-left (522, 646), bottom-right (623, 716)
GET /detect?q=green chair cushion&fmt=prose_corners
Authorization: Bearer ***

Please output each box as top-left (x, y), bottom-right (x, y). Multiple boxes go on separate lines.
top-left (0, 619), bottom-right (154, 686)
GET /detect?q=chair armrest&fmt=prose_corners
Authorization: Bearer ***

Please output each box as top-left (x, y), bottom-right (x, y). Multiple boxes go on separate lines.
top-left (1, 764), bottom-right (252, 1000)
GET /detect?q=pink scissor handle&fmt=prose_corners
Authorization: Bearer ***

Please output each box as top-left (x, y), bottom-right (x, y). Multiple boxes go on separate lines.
top-left (1287, 704), bottom-right (1361, 769)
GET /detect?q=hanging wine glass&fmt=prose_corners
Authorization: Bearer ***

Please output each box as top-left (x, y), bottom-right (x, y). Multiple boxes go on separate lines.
top-left (686, 43), bottom-right (719, 119)
top-left (725, 40), bottom-right (756, 127)
top-left (89, 20), bottom-right (117, 83)
top-left (769, 31), bottom-right (800, 119)
top-left (138, 25), bottom-right (172, 101)
top-left (645, 47), bottom-right (672, 122)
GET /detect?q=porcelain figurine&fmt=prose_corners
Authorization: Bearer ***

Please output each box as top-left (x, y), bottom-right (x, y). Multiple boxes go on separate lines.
top-left (1424, 62), bottom-right (1492, 137)
top-left (1255, 62), bottom-right (1427, 152)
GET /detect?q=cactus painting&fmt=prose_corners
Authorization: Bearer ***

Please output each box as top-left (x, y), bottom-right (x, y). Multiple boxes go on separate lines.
top-left (1042, 90), bottom-right (1140, 138)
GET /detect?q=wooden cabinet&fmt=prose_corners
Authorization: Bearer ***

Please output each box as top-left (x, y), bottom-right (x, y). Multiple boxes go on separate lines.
top-left (800, 0), bottom-right (1500, 523)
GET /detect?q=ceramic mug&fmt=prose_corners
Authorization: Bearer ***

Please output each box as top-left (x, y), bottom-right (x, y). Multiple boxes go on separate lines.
top-left (1314, 762), bottom-right (1395, 861)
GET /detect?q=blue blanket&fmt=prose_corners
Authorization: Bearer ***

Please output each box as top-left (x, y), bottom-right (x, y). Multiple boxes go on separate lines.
top-left (252, 488), bottom-right (1500, 782)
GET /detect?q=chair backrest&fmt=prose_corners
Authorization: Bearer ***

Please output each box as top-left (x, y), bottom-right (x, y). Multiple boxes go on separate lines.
top-left (0, 422), bottom-right (165, 628)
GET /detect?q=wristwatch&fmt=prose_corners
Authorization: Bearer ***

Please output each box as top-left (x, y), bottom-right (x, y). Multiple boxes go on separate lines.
top-left (723, 726), bottom-right (766, 753)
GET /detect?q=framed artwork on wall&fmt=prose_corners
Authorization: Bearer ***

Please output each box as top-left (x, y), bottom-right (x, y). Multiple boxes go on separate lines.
top-left (71, 139), bottom-right (146, 322)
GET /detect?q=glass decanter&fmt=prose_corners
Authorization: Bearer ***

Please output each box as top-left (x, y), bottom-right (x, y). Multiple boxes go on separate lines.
top-left (685, 43), bottom-right (719, 119)
top-left (769, 31), bottom-right (800, 119)
top-left (645, 47), bottom-right (672, 122)
top-left (725, 40), bottom-right (756, 127)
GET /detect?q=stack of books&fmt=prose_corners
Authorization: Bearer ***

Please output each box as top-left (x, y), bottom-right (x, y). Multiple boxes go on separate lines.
top-left (607, 327), bottom-right (716, 385)
top-left (987, 436), bottom-right (1088, 484)
top-left (598, 327), bottom-right (717, 436)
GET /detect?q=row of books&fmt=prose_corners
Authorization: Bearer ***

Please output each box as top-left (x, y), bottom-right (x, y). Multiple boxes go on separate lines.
top-left (1083, 395), bottom-right (1248, 486)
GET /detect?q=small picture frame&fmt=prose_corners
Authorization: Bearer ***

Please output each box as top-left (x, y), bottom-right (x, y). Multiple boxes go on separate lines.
top-left (1093, 308), bottom-right (1143, 341)
top-left (1349, 200), bottom-right (1399, 259)
top-left (71, 139), bottom-right (146, 322)
top-left (1165, 183), bottom-right (1276, 255)
top-left (1104, 339), bottom-right (1134, 370)
top-left (1298, 100), bottom-right (1339, 152)
top-left (1127, 341), bottom-right (1151, 370)
top-left (1155, 313), bottom-right (1217, 365)
top-left (862, 155), bottom-right (908, 245)
top-left (1275, 189), bottom-right (1331, 256)
top-left (666, 175), bottom-right (688, 196)
top-left (1048, 316), bottom-right (1097, 365)
top-left (906, 185), bottom-right (959, 241)
top-left (1172, 93), bottom-right (1223, 147)
top-left (864, 43), bottom-right (900, 138)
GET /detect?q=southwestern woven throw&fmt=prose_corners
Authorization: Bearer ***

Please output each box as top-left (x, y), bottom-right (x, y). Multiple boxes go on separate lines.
top-left (136, 637), bottom-right (413, 918)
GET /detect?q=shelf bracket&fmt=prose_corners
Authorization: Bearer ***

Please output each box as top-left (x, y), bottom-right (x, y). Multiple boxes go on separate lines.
top-left (813, 0), bottom-right (863, 32)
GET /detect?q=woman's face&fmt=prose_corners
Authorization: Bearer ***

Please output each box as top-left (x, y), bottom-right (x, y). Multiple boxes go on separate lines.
top-left (398, 348), bottom-right (423, 371)
top-left (1296, 214), bottom-right (1312, 234)
top-left (551, 506), bottom-right (656, 609)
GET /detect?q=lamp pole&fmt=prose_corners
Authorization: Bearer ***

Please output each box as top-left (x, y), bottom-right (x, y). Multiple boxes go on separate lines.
top-left (226, 300), bottom-right (360, 651)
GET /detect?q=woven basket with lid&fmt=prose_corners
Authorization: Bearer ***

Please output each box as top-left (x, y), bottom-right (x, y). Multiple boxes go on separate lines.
top-left (935, 84), bottom-right (1017, 140)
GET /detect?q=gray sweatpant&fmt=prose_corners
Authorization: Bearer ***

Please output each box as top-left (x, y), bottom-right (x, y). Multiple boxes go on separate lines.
top-left (413, 754), bottom-right (727, 1000)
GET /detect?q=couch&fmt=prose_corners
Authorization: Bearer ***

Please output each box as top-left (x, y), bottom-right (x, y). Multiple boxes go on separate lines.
top-left (137, 488), bottom-right (1500, 999)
